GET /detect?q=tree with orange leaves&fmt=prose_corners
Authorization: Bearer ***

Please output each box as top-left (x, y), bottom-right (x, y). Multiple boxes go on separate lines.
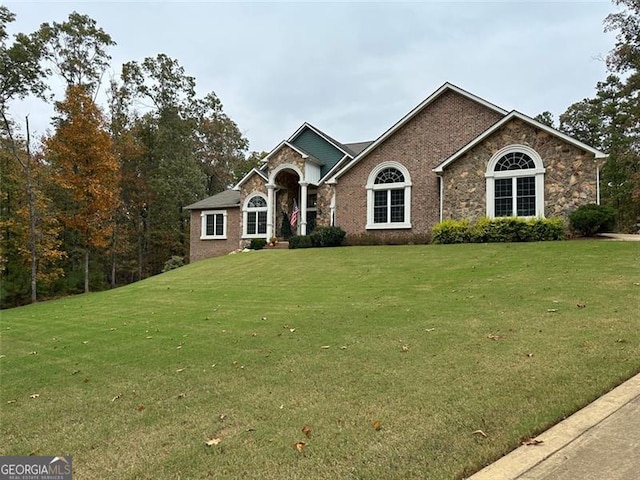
top-left (45, 85), bottom-right (120, 293)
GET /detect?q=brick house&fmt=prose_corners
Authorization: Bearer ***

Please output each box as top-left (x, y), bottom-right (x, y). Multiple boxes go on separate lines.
top-left (185, 82), bottom-right (607, 262)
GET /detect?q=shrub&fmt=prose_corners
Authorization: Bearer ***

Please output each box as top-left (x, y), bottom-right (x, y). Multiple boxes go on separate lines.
top-left (431, 219), bottom-right (473, 244)
top-left (289, 235), bottom-right (313, 249)
top-left (312, 226), bottom-right (346, 247)
top-left (289, 226), bottom-right (346, 249)
top-left (162, 256), bottom-right (185, 272)
top-left (249, 238), bottom-right (267, 250)
top-left (569, 204), bottom-right (617, 236)
top-left (432, 217), bottom-right (566, 244)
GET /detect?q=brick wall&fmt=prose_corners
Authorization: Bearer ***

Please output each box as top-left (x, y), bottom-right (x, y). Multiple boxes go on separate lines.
top-left (334, 89), bottom-right (504, 237)
top-left (188, 208), bottom-right (241, 262)
top-left (442, 118), bottom-right (599, 221)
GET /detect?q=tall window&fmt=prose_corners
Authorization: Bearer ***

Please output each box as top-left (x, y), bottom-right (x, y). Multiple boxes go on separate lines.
top-left (486, 146), bottom-right (545, 218)
top-left (243, 194), bottom-right (268, 238)
top-left (201, 210), bottom-right (227, 239)
top-left (366, 162), bottom-right (412, 229)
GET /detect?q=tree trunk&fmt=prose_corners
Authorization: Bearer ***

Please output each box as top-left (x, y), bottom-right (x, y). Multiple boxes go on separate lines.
top-left (84, 249), bottom-right (90, 293)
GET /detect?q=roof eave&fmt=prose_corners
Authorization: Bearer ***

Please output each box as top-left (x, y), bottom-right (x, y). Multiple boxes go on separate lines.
top-left (333, 82), bottom-right (509, 181)
top-left (433, 111), bottom-right (609, 172)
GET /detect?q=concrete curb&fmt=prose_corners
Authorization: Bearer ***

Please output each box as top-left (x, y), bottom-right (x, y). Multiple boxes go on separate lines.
top-left (468, 373), bottom-right (640, 480)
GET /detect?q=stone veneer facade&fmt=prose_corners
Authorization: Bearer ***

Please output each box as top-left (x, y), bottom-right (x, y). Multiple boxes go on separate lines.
top-left (334, 89), bottom-right (504, 238)
top-left (441, 118), bottom-right (600, 221)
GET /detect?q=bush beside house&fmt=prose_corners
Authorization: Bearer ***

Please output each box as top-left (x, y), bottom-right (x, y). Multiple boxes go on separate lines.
top-left (432, 217), bottom-right (566, 244)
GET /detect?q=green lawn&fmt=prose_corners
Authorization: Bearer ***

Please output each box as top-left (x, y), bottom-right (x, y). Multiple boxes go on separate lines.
top-left (1, 240), bottom-right (639, 479)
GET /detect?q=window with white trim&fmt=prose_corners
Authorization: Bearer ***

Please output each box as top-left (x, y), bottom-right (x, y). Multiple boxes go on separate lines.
top-left (201, 210), bottom-right (227, 239)
top-left (486, 146), bottom-right (545, 218)
top-left (366, 162), bottom-right (412, 229)
top-left (243, 194), bottom-right (268, 238)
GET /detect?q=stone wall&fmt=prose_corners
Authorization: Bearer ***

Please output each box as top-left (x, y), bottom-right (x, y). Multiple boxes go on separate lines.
top-left (334, 89), bottom-right (505, 237)
top-left (442, 118), bottom-right (599, 221)
top-left (315, 184), bottom-right (333, 227)
top-left (188, 208), bottom-right (241, 262)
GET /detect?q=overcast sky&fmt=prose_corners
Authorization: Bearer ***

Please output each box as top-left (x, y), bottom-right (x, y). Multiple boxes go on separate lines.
top-left (5, 1), bottom-right (618, 153)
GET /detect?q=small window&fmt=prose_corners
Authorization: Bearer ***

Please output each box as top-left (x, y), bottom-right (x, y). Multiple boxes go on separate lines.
top-left (201, 210), bottom-right (227, 240)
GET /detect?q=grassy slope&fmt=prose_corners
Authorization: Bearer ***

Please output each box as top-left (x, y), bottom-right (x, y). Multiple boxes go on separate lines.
top-left (1, 241), bottom-right (639, 479)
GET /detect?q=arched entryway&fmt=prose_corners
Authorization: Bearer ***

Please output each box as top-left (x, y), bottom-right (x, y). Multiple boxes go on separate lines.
top-left (267, 163), bottom-right (311, 239)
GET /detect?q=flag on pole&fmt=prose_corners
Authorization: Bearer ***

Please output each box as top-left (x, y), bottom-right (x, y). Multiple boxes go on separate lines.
top-left (290, 199), bottom-right (299, 227)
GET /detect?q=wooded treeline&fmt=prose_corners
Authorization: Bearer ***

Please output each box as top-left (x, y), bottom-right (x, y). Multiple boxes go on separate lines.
top-left (1, 9), bottom-right (262, 308)
top-left (537, 0), bottom-right (640, 232)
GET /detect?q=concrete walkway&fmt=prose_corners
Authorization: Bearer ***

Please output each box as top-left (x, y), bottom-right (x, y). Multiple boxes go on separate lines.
top-left (598, 233), bottom-right (640, 241)
top-left (468, 373), bottom-right (640, 480)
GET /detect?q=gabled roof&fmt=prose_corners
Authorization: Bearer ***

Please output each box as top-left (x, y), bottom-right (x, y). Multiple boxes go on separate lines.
top-left (288, 122), bottom-right (354, 159)
top-left (343, 141), bottom-right (374, 156)
top-left (233, 167), bottom-right (268, 190)
top-left (260, 140), bottom-right (309, 164)
top-left (183, 190), bottom-right (240, 210)
top-left (433, 110), bottom-right (608, 173)
top-left (331, 82), bottom-right (509, 181)
top-left (288, 123), bottom-right (354, 177)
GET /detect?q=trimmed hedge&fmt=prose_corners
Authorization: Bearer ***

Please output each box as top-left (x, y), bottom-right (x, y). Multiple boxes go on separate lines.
top-left (249, 238), bottom-right (267, 250)
top-left (432, 217), bottom-right (566, 244)
top-left (289, 226), bottom-right (346, 249)
top-left (569, 204), bottom-right (617, 236)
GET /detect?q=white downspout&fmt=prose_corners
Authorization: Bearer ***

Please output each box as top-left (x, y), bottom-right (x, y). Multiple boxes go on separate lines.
top-left (438, 174), bottom-right (444, 222)
top-left (596, 161), bottom-right (601, 205)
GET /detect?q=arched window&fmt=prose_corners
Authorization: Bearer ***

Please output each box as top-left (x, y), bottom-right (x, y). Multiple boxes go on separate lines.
top-left (366, 162), bottom-right (412, 229)
top-left (485, 146), bottom-right (545, 218)
top-left (243, 193), bottom-right (268, 238)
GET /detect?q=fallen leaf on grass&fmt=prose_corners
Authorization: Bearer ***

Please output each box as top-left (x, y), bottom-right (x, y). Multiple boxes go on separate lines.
top-left (7, 399), bottom-right (17, 404)
top-left (320, 345), bottom-right (330, 349)
top-left (71, 370), bottom-right (81, 375)
top-left (487, 334), bottom-right (502, 341)
top-left (547, 309), bottom-right (558, 313)
top-left (83, 377), bottom-right (89, 383)
top-left (522, 438), bottom-right (544, 446)
top-left (576, 303), bottom-right (586, 308)
top-left (205, 438), bottom-right (221, 446)
top-left (111, 393), bottom-right (123, 402)
top-left (219, 414), bottom-right (226, 421)
top-left (372, 420), bottom-right (381, 431)
top-left (177, 393), bottom-right (185, 399)
top-left (472, 429), bottom-right (487, 438)
top-left (425, 328), bottom-right (436, 332)
top-left (136, 404), bottom-right (145, 412)
top-left (176, 368), bottom-right (186, 373)
top-left (302, 425), bottom-right (312, 437)
top-left (293, 441), bottom-right (306, 453)
top-left (401, 345), bottom-right (410, 352)
top-left (289, 328), bottom-right (296, 333)
top-left (30, 393), bottom-right (40, 399)
top-left (145, 336), bottom-right (153, 339)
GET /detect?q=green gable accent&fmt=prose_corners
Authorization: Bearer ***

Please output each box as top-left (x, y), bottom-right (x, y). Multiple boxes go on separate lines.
top-left (291, 128), bottom-right (345, 178)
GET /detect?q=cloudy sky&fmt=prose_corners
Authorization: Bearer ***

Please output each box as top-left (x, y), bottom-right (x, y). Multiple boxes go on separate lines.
top-left (5, 1), bottom-right (618, 153)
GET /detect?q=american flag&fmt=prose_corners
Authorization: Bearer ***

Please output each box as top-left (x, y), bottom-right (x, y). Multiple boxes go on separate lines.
top-left (290, 199), bottom-right (299, 227)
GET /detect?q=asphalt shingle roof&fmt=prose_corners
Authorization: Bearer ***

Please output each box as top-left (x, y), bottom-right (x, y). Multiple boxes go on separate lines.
top-left (183, 190), bottom-right (240, 210)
